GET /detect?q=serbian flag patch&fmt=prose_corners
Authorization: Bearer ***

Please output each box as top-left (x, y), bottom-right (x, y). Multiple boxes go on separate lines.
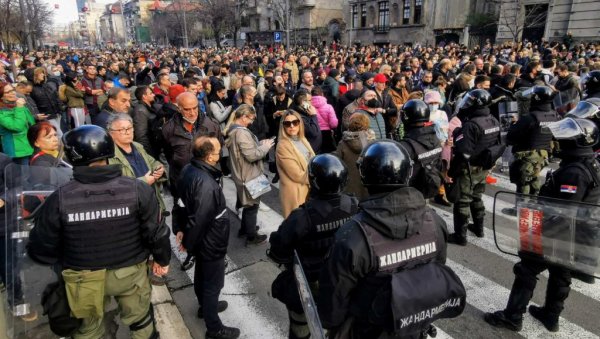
top-left (560, 185), bottom-right (577, 194)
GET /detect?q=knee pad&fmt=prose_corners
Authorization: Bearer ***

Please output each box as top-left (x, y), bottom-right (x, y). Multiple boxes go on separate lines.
top-left (130, 305), bottom-right (155, 332)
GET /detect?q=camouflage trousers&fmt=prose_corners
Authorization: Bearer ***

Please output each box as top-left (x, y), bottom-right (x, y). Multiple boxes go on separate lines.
top-left (509, 150), bottom-right (548, 196)
top-left (453, 166), bottom-right (488, 238)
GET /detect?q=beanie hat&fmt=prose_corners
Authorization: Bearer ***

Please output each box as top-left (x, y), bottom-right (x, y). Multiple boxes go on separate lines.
top-left (168, 84), bottom-right (185, 102)
top-left (373, 73), bottom-right (387, 83)
top-left (424, 90), bottom-right (442, 104)
top-left (329, 69), bottom-right (339, 78)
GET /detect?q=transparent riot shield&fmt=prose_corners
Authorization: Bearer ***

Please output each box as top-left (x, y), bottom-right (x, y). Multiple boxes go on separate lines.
top-left (2, 164), bottom-right (73, 338)
top-left (293, 250), bottom-right (325, 339)
top-left (493, 191), bottom-right (600, 279)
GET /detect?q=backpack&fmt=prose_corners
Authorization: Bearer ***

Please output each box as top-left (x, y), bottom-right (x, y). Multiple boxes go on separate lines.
top-left (403, 138), bottom-right (443, 199)
top-left (58, 84), bottom-right (67, 102)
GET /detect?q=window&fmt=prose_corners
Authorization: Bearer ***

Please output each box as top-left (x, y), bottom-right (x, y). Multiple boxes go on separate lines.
top-left (403, 0), bottom-right (410, 25)
top-left (351, 5), bottom-right (358, 28)
top-left (378, 1), bottom-right (389, 27)
top-left (414, 0), bottom-right (422, 24)
top-left (361, 4), bottom-right (367, 27)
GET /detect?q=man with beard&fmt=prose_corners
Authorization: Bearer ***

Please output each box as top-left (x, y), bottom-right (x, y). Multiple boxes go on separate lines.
top-left (353, 90), bottom-right (386, 140)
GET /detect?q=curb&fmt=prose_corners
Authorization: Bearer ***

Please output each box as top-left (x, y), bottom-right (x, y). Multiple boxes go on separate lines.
top-left (151, 284), bottom-right (193, 339)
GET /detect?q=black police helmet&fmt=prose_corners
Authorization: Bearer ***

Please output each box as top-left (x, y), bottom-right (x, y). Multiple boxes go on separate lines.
top-left (401, 99), bottom-right (430, 124)
top-left (357, 140), bottom-right (413, 187)
top-left (522, 85), bottom-right (555, 105)
top-left (582, 70), bottom-right (600, 93)
top-left (456, 89), bottom-right (492, 111)
top-left (308, 154), bottom-right (349, 195)
top-left (548, 117), bottom-right (600, 148)
top-left (62, 125), bottom-right (115, 166)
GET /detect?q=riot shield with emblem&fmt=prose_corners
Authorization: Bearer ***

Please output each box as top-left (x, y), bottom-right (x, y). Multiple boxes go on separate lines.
top-left (293, 250), bottom-right (325, 339)
top-left (2, 163), bottom-right (72, 338)
top-left (493, 191), bottom-right (600, 279)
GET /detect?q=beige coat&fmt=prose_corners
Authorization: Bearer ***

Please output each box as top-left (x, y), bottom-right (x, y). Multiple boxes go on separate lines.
top-left (335, 130), bottom-right (375, 200)
top-left (226, 125), bottom-right (271, 206)
top-left (276, 137), bottom-right (315, 218)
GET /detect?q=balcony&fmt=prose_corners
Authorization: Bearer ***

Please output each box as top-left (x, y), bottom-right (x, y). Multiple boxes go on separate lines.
top-left (373, 25), bottom-right (390, 33)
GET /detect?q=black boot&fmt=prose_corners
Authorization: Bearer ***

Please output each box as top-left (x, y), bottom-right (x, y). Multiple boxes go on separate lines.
top-left (206, 325), bottom-right (241, 339)
top-left (484, 310), bottom-right (523, 331)
top-left (529, 305), bottom-right (559, 332)
top-left (447, 233), bottom-right (467, 246)
top-left (467, 224), bottom-right (484, 238)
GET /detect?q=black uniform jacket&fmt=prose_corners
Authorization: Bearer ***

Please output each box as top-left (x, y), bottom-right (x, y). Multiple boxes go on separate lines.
top-left (27, 165), bottom-right (171, 267)
top-left (177, 159), bottom-right (230, 260)
top-left (318, 186), bottom-right (448, 329)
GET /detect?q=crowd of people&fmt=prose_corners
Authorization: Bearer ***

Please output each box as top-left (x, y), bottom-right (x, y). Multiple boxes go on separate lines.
top-left (0, 38), bottom-right (599, 339)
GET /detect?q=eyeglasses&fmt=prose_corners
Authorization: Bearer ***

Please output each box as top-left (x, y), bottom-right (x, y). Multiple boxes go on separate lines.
top-left (283, 119), bottom-right (300, 128)
top-left (110, 127), bottom-right (134, 134)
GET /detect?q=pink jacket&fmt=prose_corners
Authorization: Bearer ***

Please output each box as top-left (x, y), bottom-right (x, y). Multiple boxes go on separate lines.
top-left (442, 116), bottom-right (462, 163)
top-left (311, 96), bottom-right (338, 131)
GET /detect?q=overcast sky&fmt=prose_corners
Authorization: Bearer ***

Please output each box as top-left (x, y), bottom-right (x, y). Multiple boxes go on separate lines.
top-left (44, 0), bottom-right (114, 26)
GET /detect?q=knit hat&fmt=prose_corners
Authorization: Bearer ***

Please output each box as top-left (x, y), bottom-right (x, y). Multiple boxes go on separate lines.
top-left (373, 73), bottom-right (387, 83)
top-left (424, 90), bottom-right (442, 104)
top-left (361, 72), bottom-right (375, 82)
top-left (329, 69), bottom-right (339, 78)
top-left (168, 84), bottom-right (185, 102)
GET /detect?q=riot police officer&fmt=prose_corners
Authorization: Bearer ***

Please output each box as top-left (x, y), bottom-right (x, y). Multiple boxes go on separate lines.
top-left (318, 141), bottom-right (457, 339)
top-left (28, 125), bottom-right (171, 339)
top-left (448, 89), bottom-right (504, 245)
top-left (485, 118), bottom-right (600, 333)
top-left (504, 86), bottom-right (558, 215)
top-left (268, 154), bottom-right (357, 339)
top-left (582, 70), bottom-right (600, 99)
top-left (399, 99), bottom-right (444, 200)
top-left (565, 97), bottom-right (600, 152)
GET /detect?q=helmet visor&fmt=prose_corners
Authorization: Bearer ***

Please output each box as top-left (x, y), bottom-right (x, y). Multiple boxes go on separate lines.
top-left (520, 87), bottom-right (535, 99)
top-left (566, 100), bottom-right (600, 119)
top-left (547, 118), bottom-right (582, 140)
top-left (456, 93), bottom-right (474, 111)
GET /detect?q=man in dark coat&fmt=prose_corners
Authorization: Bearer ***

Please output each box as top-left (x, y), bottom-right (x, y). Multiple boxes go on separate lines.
top-left (177, 135), bottom-right (240, 339)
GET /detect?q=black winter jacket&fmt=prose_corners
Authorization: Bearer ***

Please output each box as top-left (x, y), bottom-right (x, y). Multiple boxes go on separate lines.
top-left (318, 187), bottom-right (448, 330)
top-left (133, 102), bottom-right (157, 156)
top-left (31, 82), bottom-right (62, 119)
top-left (177, 159), bottom-right (230, 259)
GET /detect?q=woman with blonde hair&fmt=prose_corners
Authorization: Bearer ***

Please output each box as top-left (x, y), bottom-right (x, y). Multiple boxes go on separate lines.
top-left (276, 110), bottom-right (315, 217)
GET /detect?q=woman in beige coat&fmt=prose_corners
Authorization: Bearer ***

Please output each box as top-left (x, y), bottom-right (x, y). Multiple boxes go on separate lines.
top-left (226, 104), bottom-right (275, 244)
top-left (276, 110), bottom-right (315, 218)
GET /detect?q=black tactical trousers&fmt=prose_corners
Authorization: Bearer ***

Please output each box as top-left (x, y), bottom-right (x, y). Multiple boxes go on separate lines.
top-left (194, 258), bottom-right (226, 333)
top-left (505, 258), bottom-right (572, 319)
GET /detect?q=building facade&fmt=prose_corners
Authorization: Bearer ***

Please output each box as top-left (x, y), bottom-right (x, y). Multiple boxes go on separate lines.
top-left (496, 0), bottom-right (600, 43)
top-left (76, 0), bottom-right (105, 46)
top-left (342, 0), bottom-right (498, 46)
top-left (99, 2), bottom-right (126, 45)
top-left (245, 0), bottom-right (344, 46)
top-left (123, 0), bottom-right (155, 44)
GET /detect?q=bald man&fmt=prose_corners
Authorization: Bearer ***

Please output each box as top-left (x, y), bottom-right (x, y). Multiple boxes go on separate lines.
top-left (162, 92), bottom-right (223, 231)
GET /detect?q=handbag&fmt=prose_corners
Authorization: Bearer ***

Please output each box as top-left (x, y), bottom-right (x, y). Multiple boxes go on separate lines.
top-left (244, 174), bottom-right (271, 199)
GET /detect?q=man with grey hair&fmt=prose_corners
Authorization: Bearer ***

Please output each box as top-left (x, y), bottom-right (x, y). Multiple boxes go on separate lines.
top-left (299, 70), bottom-right (314, 93)
top-left (352, 90), bottom-right (387, 139)
top-left (93, 87), bottom-right (131, 128)
top-left (162, 92), bottom-right (222, 234)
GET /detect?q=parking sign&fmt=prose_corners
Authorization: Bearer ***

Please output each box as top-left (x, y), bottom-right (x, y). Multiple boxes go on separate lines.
top-left (274, 32), bottom-right (282, 43)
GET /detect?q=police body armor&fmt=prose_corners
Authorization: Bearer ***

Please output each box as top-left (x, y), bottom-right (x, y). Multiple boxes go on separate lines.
top-left (526, 110), bottom-right (558, 151)
top-left (402, 138), bottom-right (443, 199)
top-left (349, 210), bottom-right (466, 336)
top-left (58, 176), bottom-right (146, 270)
top-left (467, 115), bottom-right (503, 169)
top-left (297, 196), bottom-right (357, 281)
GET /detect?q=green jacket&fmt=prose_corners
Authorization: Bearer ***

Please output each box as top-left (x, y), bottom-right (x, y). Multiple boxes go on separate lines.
top-left (108, 141), bottom-right (167, 212)
top-left (0, 106), bottom-right (35, 158)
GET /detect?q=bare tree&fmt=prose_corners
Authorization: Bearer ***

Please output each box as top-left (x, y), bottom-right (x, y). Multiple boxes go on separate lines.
top-left (0, 0), bottom-right (52, 50)
top-left (198, 0), bottom-right (237, 48)
top-left (496, 0), bottom-right (547, 42)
